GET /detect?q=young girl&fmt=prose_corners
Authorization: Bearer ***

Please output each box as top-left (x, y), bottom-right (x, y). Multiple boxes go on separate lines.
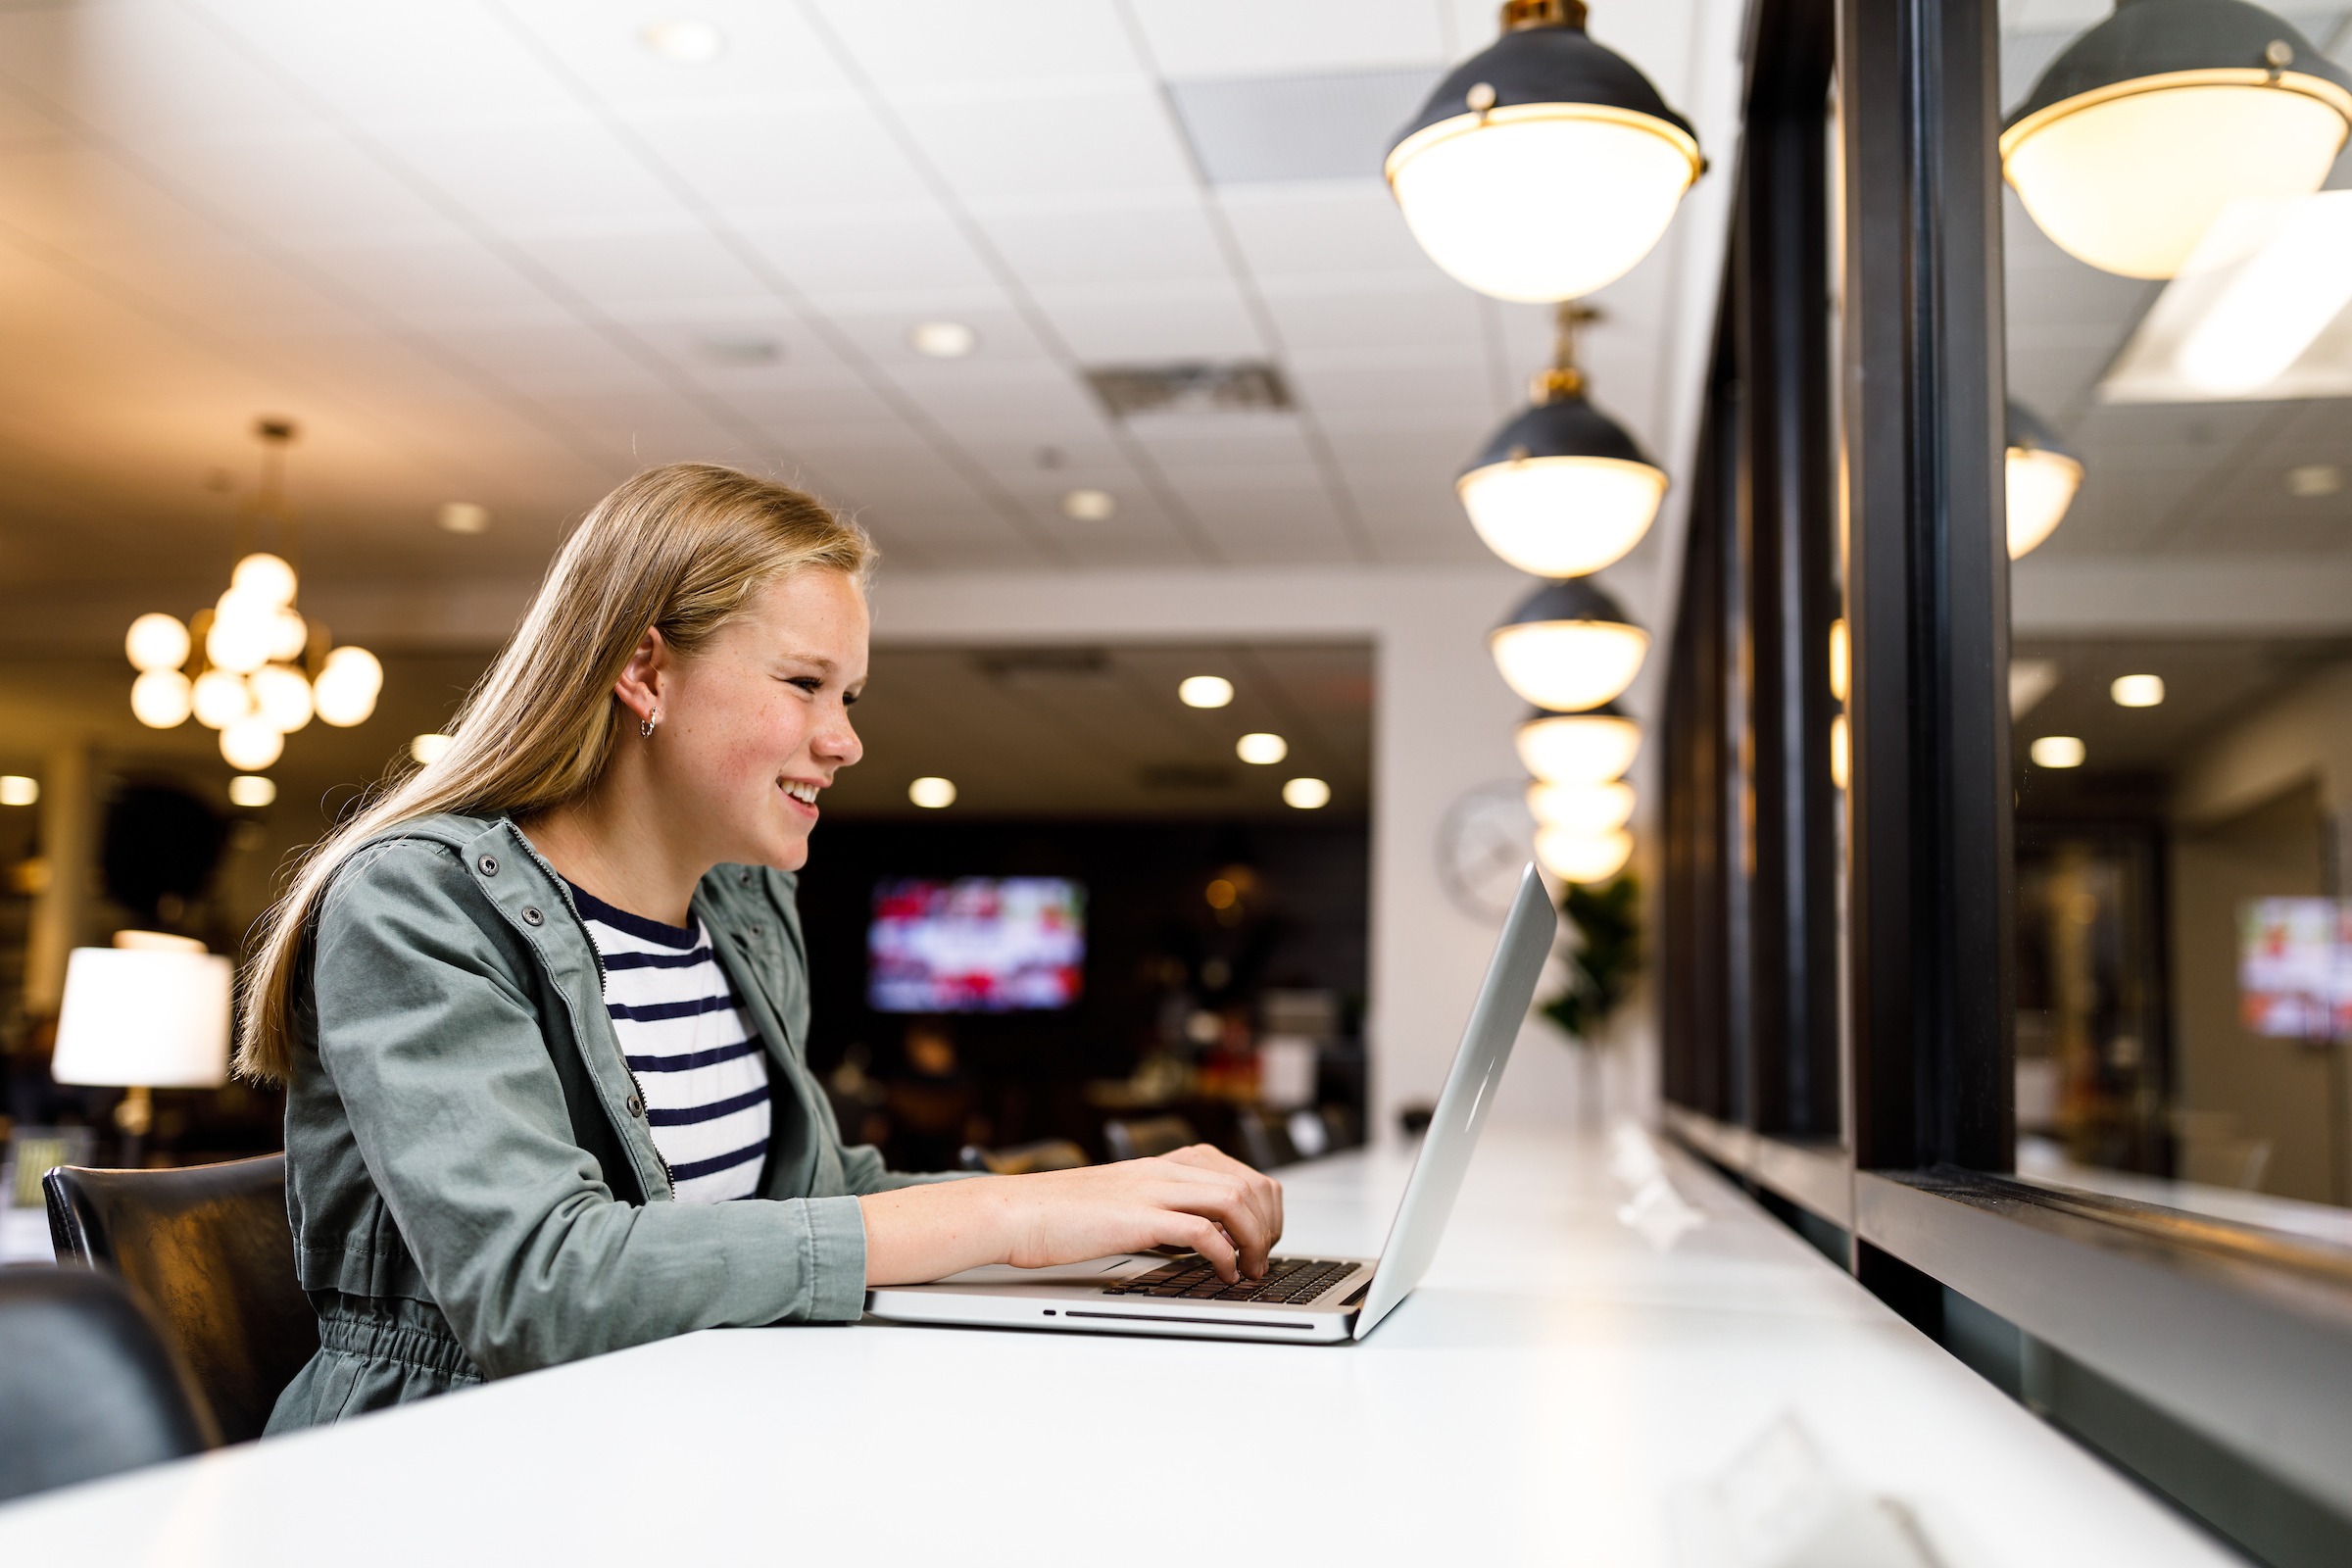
top-left (242, 464), bottom-right (1281, 1428)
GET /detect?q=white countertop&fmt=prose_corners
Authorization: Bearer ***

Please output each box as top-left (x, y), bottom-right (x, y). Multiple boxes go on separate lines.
top-left (0, 1128), bottom-right (2232, 1566)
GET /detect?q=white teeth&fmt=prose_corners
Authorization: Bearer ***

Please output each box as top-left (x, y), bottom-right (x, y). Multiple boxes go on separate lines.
top-left (784, 781), bottom-right (818, 805)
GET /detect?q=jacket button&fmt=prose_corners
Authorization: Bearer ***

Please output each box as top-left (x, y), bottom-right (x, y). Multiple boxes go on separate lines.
top-left (477, 855), bottom-right (499, 876)
top-left (739, 870), bottom-right (755, 888)
top-left (625, 1094), bottom-right (644, 1118)
top-left (749, 923), bottom-right (764, 938)
top-left (521, 906), bottom-right (544, 926)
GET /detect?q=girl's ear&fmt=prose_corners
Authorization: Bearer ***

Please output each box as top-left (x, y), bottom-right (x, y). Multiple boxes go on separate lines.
top-left (612, 626), bottom-right (669, 727)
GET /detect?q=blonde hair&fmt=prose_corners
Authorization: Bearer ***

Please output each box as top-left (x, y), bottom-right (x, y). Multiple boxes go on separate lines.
top-left (234, 463), bottom-right (874, 1084)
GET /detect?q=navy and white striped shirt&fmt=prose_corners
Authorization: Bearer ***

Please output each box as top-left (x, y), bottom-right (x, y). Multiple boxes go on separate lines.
top-left (567, 882), bottom-right (771, 1204)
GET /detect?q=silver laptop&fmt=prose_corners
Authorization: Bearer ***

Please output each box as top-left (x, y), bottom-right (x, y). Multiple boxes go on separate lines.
top-left (865, 863), bottom-right (1556, 1345)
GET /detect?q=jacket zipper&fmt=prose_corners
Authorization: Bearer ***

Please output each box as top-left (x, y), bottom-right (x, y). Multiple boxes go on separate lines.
top-left (503, 826), bottom-right (675, 1200)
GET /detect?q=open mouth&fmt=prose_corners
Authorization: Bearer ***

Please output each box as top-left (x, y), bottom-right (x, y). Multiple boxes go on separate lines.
top-left (781, 779), bottom-right (821, 814)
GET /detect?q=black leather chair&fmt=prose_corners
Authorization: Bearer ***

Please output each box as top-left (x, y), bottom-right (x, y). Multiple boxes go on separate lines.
top-left (0, 1266), bottom-right (216, 1502)
top-left (1236, 1107), bottom-right (1303, 1171)
top-left (44, 1153), bottom-right (318, 1444)
top-left (1102, 1114), bottom-right (1199, 1162)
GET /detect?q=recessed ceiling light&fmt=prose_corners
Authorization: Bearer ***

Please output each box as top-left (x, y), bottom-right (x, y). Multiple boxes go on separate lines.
top-left (1282, 777), bottom-right (1331, 810)
top-left (2111, 674), bottom-right (2165, 708)
top-left (227, 775), bottom-right (276, 808)
top-left (1061, 488), bottom-right (1116, 521)
top-left (437, 502), bottom-right (490, 535)
top-left (908, 776), bottom-right (956, 808)
top-left (2286, 463), bottom-right (2344, 498)
top-left (1237, 732), bottom-right (1288, 764)
top-left (0, 775), bottom-right (37, 807)
top-left (1178, 675), bottom-right (1234, 709)
top-left (909, 320), bottom-right (977, 359)
top-left (640, 19), bottom-right (726, 63)
top-left (2031, 736), bottom-right (2085, 769)
top-left (411, 733), bottom-right (453, 765)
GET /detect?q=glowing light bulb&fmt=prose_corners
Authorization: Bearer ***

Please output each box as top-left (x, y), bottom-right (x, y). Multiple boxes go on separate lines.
top-left (130, 669), bottom-right (193, 729)
top-left (124, 613), bottom-right (190, 673)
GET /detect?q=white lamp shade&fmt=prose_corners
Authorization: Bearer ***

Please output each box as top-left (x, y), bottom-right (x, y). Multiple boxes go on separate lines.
top-left (1528, 779), bottom-right (1636, 835)
top-left (1390, 109), bottom-right (1699, 301)
top-left (130, 669), bottom-right (193, 729)
top-left (1459, 456), bottom-right (1666, 578)
top-left (250, 662), bottom-right (315, 732)
top-left (124, 612), bottom-right (190, 673)
top-left (220, 717), bottom-right (284, 770)
top-left (1490, 619), bottom-right (1648, 711)
top-left (191, 669), bottom-right (255, 730)
top-left (1516, 710), bottom-right (1642, 784)
top-left (51, 947), bottom-right (232, 1088)
top-left (206, 593), bottom-right (275, 674)
top-left (2006, 445), bottom-right (2082, 559)
top-left (230, 551), bottom-right (298, 606)
top-left (314, 646), bottom-right (383, 727)
top-left (2003, 81), bottom-right (2349, 279)
top-left (1535, 826), bottom-right (1634, 884)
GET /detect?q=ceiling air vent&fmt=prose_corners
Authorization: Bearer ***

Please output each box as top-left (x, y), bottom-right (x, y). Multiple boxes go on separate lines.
top-left (1085, 362), bottom-right (1293, 419)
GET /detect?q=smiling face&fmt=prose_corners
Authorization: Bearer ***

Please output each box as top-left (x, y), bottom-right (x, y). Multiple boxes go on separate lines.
top-left (643, 567), bottom-right (868, 873)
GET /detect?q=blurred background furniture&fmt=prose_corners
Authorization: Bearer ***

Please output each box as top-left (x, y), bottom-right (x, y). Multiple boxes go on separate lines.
top-left (47, 935), bottom-right (232, 1167)
top-left (958, 1139), bottom-right (1091, 1175)
top-left (1102, 1115), bottom-right (1198, 1162)
top-left (0, 1265), bottom-right (215, 1503)
top-left (45, 1153), bottom-right (315, 1444)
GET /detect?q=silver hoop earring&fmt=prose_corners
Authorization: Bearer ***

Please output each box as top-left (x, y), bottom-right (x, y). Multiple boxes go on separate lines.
top-left (639, 709), bottom-right (658, 739)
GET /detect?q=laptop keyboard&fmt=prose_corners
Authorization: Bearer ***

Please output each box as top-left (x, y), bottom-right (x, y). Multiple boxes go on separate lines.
top-left (1102, 1256), bottom-right (1359, 1305)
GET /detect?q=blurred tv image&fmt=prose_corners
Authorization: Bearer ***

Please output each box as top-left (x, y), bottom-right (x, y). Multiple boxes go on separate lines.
top-left (869, 877), bottom-right (1085, 1013)
top-left (2239, 897), bottom-right (2352, 1040)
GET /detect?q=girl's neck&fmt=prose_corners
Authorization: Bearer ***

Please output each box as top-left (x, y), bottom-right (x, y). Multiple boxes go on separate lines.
top-left (520, 783), bottom-right (704, 927)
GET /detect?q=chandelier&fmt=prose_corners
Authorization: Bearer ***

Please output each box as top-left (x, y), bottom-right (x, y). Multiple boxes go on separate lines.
top-left (122, 418), bottom-right (381, 772)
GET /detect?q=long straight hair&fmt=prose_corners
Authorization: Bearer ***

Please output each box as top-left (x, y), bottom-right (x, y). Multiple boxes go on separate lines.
top-left (234, 463), bottom-right (874, 1084)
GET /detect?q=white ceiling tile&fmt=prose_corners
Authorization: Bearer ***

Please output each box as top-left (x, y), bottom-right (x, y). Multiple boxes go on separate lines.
top-left (500, 0), bottom-right (858, 107)
top-left (1033, 285), bottom-right (1261, 360)
top-left (0, 2), bottom-right (321, 140)
top-left (729, 206), bottom-right (1002, 296)
top-left (972, 198), bottom-right (1229, 290)
top-left (1213, 184), bottom-right (1436, 277)
top-left (369, 117), bottom-right (684, 232)
top-left (509, 225), bottom-right (769, 309)
top-left (806, 0), bottom-right (1145, 89)
top-left (194, 0), bottom-right (587, 126)
top-left (1129, 0), bottom-right (1446, 77)
top-left (629, 108), bottom-right (937, 215)
top-left (1259, 284), bottom-right (1482, 353)
top-left (890, 86), bottom-right (1198, 202)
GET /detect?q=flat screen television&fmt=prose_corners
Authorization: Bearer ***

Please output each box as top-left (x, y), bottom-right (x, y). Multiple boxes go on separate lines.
top-left (868, 877), bottom-right (1085, 1013)
top-left (2239, 897), bottom-right (2352, 1040)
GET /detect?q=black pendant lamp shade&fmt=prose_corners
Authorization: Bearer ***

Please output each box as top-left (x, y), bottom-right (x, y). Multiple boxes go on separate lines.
top-left (2004, 399), bottom-right (2083, 560)
top-left (2002, 0), bottom-right (2352, 278)
top-left (1385, 0), bottom-right (1704, 302)
top-left (1458, 390), bottom-right (1667, 578)
top-left (1489, 576), bottom-right (1648, 712)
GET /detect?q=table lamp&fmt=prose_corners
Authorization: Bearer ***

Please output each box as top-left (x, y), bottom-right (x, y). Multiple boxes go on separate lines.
top-left (50, 931), bottom-right (232, 1164)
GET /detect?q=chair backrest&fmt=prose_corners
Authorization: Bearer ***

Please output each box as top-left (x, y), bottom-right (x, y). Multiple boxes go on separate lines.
top-left (958, 1139), bottom-right (1092, 1176)
top-left (44, 1153), bottom-right (318, 1445)
top-left (0, 1266), bottom-right (216, 1503)
top-left (1235, 1108), bottom-right (1302, 1171)
top-left (1102, 1114), bottom-right (1199, 1162)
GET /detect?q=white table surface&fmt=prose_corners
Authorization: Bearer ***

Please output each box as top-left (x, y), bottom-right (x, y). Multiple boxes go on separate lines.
top-left (0, 1128), bottom-right (2232, 1566)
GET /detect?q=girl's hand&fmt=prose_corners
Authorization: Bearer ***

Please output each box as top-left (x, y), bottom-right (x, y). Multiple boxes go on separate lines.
top-left (859, 1145), bottom-right (1285, 1287)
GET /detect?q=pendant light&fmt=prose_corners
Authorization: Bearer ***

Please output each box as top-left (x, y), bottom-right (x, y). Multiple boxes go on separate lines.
top-left (1490, 577), bottom-right (1648, 711)
top-left (1535, 825), bottom-right (1634, 884)
top-left (2006, 400), bottom-right (2082, 560)
top-left (1460, 304), bottom-right (1667, 577)
top-left (2001, 0), bottom-right (2352, 279)
top-left (1516, 703), bottom-right (1642, 784)
top-left (122, 418), bottom-right (383, 764)
top-left (1528, 778), bottom-right (1636, 835)
top-left (1385, 0), bottom-right (1703, 302)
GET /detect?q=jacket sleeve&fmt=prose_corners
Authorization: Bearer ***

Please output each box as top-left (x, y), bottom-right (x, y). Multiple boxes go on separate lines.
top-left (312, 840), bottom-right (868, 1380)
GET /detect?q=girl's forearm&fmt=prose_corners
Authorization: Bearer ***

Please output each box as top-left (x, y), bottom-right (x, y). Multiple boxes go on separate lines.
top-left (858, 1180), bottom-right (1013, 1286)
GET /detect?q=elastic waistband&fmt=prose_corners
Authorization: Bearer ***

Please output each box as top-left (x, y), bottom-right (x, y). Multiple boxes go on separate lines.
top-left (315, 1298), bottom-right (482, 1384)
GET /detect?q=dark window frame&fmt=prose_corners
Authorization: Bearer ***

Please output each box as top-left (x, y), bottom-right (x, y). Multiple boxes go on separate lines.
top-left (1660, 0), bottom-right (2352, 1546)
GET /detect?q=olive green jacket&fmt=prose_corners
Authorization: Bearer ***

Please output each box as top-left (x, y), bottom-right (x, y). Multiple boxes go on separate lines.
top-left (267, 812), bottom-right (943, 1432)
